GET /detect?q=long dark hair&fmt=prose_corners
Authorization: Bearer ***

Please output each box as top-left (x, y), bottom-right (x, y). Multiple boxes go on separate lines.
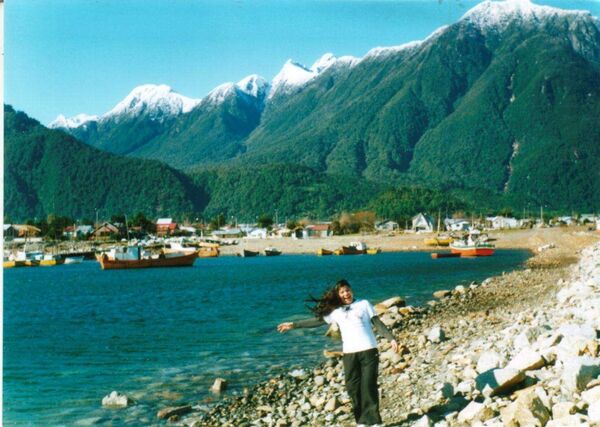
top-left (307, 279), bottom-right (351, 319)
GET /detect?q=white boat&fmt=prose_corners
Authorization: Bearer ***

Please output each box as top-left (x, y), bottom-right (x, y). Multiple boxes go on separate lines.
top-left (64, 256), bottom-right (84, 264)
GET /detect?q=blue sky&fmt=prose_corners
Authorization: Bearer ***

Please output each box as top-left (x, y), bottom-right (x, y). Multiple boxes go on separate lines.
top-left (5, 0), bottom-right (600, 125)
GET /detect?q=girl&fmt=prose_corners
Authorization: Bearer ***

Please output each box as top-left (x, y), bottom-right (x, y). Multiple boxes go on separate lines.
top-left (277, 279), bottom-right (398, 427)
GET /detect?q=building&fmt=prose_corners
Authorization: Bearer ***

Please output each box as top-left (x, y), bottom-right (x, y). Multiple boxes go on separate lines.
top-left (91, 222), bottom-right (121, 240)
top-left (444, 219), bottom-right (471, 232)
top-left (247, 228), bottom-right (268, 239)
top-left (411, 213), bottom-right (434, 233)
top-left (156, 218), bottom-right (177, 236)
top-left (211, 228), bottom-right (243, 239)
top-left (487, 216), bottom-right (519, 229)
top-left (375, 220), bottom-right (399, 232)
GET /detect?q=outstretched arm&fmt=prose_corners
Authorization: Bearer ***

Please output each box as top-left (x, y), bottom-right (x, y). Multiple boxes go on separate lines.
top-left (371, 316), bottom-right (399, 353)
top-left (277, 317), bottom-right (326, 333)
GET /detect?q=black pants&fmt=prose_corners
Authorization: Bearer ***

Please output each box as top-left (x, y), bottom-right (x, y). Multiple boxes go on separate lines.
top-left (343, 348), bottom-right (382, 426)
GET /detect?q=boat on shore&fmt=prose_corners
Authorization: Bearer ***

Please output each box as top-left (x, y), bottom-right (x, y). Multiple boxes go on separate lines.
top-left (98, 246), bottom-right (197, 270)
top-left (424, 235), bottom-right (454, 247)
top-left (264, 247), bottom-right (282, 256)
top-left (334, 242), bottom-right (367, 255)
top-left (316, 248), bottom-right (333, 256)
top-left (197, 242), bottom-right (220, 258)
top-left (238, 249), bottom-right (259, 258)
top-left (366, 247), bottom-right (381, 255)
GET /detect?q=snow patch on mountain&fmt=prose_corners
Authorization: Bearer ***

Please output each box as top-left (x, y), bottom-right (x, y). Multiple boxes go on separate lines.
top-left (237, 74), bottom-right (270, 99)
top-left (462, 0), bottom-right (593, 31)
top-left (50, 113), bottom-right (99, 129)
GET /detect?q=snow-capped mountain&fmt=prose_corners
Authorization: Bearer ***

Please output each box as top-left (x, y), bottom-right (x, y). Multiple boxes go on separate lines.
top-left (268, 53), bottom-right (359, 99)
top-left (202, 75), bottom-right (270, 107)
top-left (50, 84), bottom-right (201, 130)
top-left (462, 0), bottom-right (593, 32)
top-left (103, 84), bottom-right (200, 123)
top-left (49, 113), bottom-right (99, 130)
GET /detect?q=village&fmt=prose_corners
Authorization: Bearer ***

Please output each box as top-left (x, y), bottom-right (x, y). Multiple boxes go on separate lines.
top-left (4, 211), bottom-right (600, 261)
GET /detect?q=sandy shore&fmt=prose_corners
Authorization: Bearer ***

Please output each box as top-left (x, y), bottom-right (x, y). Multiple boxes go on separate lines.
top-left (147, 227), bottom-right (600, 426)
top-left (219, 226), bottom-right (599, 261)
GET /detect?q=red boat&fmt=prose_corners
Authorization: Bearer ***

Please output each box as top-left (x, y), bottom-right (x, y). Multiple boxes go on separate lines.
top-left (450, 241), bottom-right (495, 257)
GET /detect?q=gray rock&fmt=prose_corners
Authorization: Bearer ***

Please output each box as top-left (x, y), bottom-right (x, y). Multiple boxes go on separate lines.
top-left (551, 401), bottom-right (576, 419)
top-left (433, 290), bottom-right (451, 299)
top-left (500, 389), bottom-right (550, 427)
top-left (506, 347), bottom-right (546, 372)
top-left (475, 368), bottom-right (526, 396)
top-left (457, 401), bottom-right (494, 424)
top-left (476, 351), bottom-right (505, 374)
top-left (157, 405), bottom-right (192, 420)
top-left (561, 356), bottom-right (600, 391)
top-left (427, 326), bottom-right (445, 343)
top-left (210, 377), bottom-right (228, 393)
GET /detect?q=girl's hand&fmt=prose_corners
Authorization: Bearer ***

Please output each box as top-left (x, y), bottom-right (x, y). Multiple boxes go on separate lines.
top-left (390, 339), bottom-right (399, 353)
top-left (277, 322), bottom-right (294, 333)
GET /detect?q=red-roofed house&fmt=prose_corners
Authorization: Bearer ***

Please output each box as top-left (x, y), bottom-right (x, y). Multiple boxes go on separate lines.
top-left (156, 218), bottom-right (177, 236)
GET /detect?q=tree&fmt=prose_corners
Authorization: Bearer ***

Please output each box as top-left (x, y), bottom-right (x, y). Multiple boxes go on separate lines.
top-left (257, 214), bottom-right (274, 229)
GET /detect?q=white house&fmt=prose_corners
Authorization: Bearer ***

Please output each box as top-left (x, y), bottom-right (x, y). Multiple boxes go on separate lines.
top-left (488, 216), bottom-right (519, 229)
top-left (444, 218), bottom-right (471, 232)
top-left (375, 220), bottom-right (399, 232)
top-left (247, 228), bottom-right (268, 239)
top-left (412, 213), bottom-right (434, 233)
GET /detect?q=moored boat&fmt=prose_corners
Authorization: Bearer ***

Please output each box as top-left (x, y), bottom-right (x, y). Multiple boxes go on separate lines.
top-left (264, 247), bottom-right (282, 256)
top-left (238, 249), bottom-right (259, 258)
top-left (450, 237), bottom-right (495, 257)
top-left (64, 256), bottom-right (84, 264)
top-left (40, 254), bottom-right (65, 266)
top-left (98, 246), bottom-right (197, 269)
top-left (424, 235), bottom-right (453, 247)
top-left (366, 248), bottom-right (381, 255)
top-left (431, 252), bottom-right (461, 259)
top-left (316, 248), bottom-right (333, 256)
top-left (334, 242), bottom-right (367, 255)
top-left (197, 242), bottom-right (220, 258)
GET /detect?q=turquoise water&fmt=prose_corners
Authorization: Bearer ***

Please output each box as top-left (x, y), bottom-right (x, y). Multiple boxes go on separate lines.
top-left (4, 250), bottom-right (529, 426)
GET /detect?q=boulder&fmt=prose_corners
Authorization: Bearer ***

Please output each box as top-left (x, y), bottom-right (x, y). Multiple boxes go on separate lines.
top-left (475, 368), bottom-right (526, 396)
top-left (551, 401), bottom-right (576, 419)
top-left (476, 351), bottom-right (505, 374)
top-left (101, 391), bottom-right (130, 408)
top-left (500, 389), bottom-right (550, 427)
top-left (457, 401), bottom-right (494, 424)
top-left (314, 375), bottom-right (325, 387)
top-left (433, 290), bottom-right (452, 299)
top-left (546, 414), bottom-right (589, 426)
top-left (324, 397), bottom-right (338, 412)
top-left (427, 326), bottom-right (445, 343)
top-left (561, 356), bottom-right (600, 392)
top-left (506, 348), bottom-right (546, 372)
top-left (210, 378), bottom-right (228, 393)
top-left (588, 403), bottom-right (600, 424)
top-left (412, 415), bottom-right (433, 426)
top-left (157, 405), bottom-right (192, 420)
top-left (582, 385), bottom-right (600, 405)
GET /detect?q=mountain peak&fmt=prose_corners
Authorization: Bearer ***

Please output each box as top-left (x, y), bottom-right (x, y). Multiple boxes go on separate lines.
top-left (49, 113), bottom-right (99, 129)
top-left (268, 60), bottom-right (315, 99)
top-left (237, 74), bottom-right (270, 99)
top-left (104, 84), bottom-right (201, 122)
top-left (462, 0), bottom-right (592, 31)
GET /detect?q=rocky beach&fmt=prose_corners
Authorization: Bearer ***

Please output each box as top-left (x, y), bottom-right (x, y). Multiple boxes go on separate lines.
top-left (118, 227), bottom-right (600, 426)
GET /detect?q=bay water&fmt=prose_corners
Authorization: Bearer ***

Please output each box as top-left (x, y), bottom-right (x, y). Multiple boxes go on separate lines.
top-left (4, 250), bottom-right (529, 425)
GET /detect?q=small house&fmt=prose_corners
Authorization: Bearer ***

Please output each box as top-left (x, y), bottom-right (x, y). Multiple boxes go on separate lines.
top-left (305, 224), bottom-right (333, 238)
top-left (375, 220), bottom-right (399, 232)
top-left (444, 219), bottom-right (470, 232)
top-left (247, 228), bottom-right (268, 239)
top-left (91, 222), bottom-right (121, 240)
top-left (411, 213), bottom-right (434, 233)
top-left (156, 218), bottom-right (177, 236)
top-left (211, 228), bottom-right (244, 239)
top-left (488, 216), bottom-right (519, 230)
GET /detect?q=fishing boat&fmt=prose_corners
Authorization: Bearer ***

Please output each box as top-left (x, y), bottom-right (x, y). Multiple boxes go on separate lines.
top-left (197, 242), bottom-right (220, 258)
top-left (334, 242), bottom-right (367, 255)
top-left (424, 235), bottom-right (454, 247)
top-left (238, 249), bottom-right (259, 258)
top-left (64, 256), bottom-right (84, 264)
top-left (316, 248), bottom-right (333, 256)
top-left (264, 247), bottom-right (282, 256)
top-left (40, 254), bottom-right (65, 266)
top-left (450, 237), bottom-right (495, 257)
top-left (98, 246), bottom-right (197, 270)
top-left (366, 247), bottom-right (381, 255)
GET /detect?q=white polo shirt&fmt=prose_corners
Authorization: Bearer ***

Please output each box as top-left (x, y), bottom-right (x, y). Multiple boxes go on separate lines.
top-left (323, 299), bottom-right (378, 354)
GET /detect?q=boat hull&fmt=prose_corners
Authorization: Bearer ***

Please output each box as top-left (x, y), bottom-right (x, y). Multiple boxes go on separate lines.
top-left (40, 259), bottom-right (65, 266)
top-left (316, 248), bottom-right (333, 256)
top-left (264, 250), bottom-right (281, 256)
top-left (450, 247), bottom-right (495, 257)
top-left (238, 250), bottom-right (259, 258)
top-left (98, 253), bottom-right (197, 270)
top-left (334, 246), bottom-right (366, 255)
top-left (198, 247), bottom-right (220, 258)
